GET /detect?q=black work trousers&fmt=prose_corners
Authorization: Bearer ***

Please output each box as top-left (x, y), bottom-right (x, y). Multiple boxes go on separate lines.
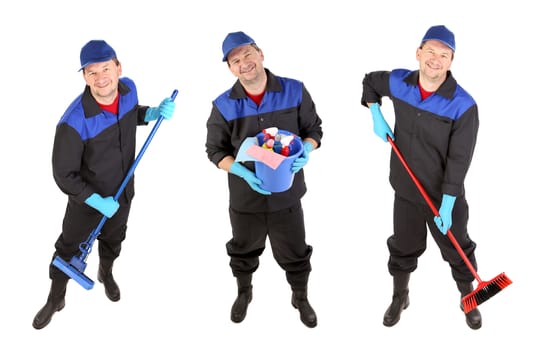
top-left (49, 197), bottom-right (131, 280)
top-left (227, 202), bottom-right (312, 290)
top-left (388, 194), bottom-right (477, 283)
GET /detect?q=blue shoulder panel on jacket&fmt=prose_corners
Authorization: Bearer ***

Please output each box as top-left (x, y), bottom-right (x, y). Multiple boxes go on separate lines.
top-left (389, 69), bottom-right (475, 120)
top-left (58, 78), bottom-right (138, 141)
top-left (215, 77), bottom-right (303, 122)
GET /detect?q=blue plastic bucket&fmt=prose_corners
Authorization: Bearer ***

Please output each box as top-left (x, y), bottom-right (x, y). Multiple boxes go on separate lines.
top-left (254, 129), bottom-right (303, 192)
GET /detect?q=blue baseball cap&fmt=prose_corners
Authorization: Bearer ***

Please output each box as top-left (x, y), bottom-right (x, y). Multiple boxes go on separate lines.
top-left (79, 40), bottom-right (117, 71)
top-left (421, 25), bottom-right (455, 52)
top-left (222, 31), bottom-right (255, 62)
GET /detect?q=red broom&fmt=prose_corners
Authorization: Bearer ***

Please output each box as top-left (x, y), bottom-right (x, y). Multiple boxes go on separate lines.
top-left (387, 136), bottom-right (512, 313)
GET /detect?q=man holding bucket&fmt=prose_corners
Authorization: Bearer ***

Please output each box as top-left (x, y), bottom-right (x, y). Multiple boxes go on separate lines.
top-left (205, 31), bottom-right (323, 328)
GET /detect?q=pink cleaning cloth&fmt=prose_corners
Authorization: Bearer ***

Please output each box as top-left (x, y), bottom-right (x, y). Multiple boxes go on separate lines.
top-left (246, 145), bottom-right (286, 170)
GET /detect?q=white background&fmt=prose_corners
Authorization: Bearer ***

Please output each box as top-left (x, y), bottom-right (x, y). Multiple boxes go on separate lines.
top-left (1, 0), bottom-right (535, 348)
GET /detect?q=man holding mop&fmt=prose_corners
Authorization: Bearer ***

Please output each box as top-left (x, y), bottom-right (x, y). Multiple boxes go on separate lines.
top-left (33, 40), bottom-right (175, 329)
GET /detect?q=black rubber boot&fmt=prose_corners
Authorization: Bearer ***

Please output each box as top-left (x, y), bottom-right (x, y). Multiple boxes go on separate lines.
top-left (231, 274), bottom-right (252, 323)
top-left (383, 273), bottom-right (410, 327)
top-left (292, 289), bottom-right (317, 328)
top-left (457, 282), bottom-right (482, 330)
top-left (32, 278), bottom-right (68, 330)
top-left (98, 260), bottom-right (120, 302)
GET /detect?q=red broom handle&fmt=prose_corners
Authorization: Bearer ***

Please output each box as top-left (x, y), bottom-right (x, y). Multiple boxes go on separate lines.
top-left (387, 136), bottom-right (482, 283)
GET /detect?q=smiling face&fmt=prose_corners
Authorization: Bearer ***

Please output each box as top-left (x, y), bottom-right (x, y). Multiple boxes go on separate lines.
top-left (82, 59), bottom-right (122, 104)
top-left (227, 44), bottom-right (266, 93)
top-left (416, 40), bottom-right (453, 89)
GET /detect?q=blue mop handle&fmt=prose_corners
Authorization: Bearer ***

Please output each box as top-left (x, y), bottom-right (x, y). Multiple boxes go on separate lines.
top-left (82, 89), bottom-right (178, 251)
top-left (113, 89), bottom-right (178, 201)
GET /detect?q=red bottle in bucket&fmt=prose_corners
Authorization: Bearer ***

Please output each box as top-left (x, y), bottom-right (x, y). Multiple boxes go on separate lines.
top-left (254, 129), bottom-right (303, 192)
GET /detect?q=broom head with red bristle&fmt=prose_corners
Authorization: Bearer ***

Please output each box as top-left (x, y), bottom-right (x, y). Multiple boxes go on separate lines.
top-left (462, 272), bottom-right (512, 314)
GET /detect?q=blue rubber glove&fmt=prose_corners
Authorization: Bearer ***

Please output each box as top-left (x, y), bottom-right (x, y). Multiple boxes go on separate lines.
top-left (434, 194), bottom-right (457, 235)
top-left (370, 102), bottom-right (394, 142)
top-left (144, 97), bottom-right (176, 122)
top-left (84, 193), bottom-right (120, 218)
top-left (291, 141), bottom-right (314, 173)
top-left (230, 162), bottom-right (271, 195)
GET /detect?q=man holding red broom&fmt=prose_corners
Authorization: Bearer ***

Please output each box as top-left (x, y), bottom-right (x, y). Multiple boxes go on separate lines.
top-left (361, 25), bottom-right (482, 329)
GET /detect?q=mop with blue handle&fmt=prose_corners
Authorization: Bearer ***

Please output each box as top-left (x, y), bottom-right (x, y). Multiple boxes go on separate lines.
top-left (52, 89), bottom-right (178, 290)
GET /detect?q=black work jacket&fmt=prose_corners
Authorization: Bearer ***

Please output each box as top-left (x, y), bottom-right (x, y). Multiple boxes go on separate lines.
top-left (206, 69), bottom-right (323, 212)
top-left (362, 69), bottom-right (479, 204)
top-left (52, 78), bottom-right (148, 205)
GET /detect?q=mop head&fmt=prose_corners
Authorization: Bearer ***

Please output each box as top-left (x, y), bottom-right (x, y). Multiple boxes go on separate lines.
top-left (52, 256), bottom-right (95, 290)
top-left (462, 273), bottom-right (512, 314)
